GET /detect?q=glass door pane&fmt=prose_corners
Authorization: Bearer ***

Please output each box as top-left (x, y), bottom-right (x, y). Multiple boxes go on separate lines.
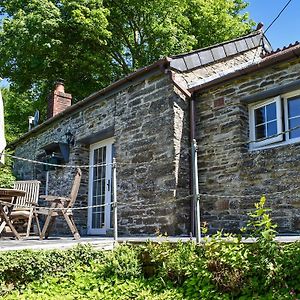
top-left (92, 146), bottom-right (106, 229)
top-left (88, 138), bottom-right (113, 235)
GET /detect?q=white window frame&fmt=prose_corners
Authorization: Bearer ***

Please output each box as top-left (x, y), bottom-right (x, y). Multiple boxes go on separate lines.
top-left (283, 90), bottom-right (300, 145)
top-left (249, 96), bottom-right (283, 150)
top-left (88, 137), bottom-right (114, 235)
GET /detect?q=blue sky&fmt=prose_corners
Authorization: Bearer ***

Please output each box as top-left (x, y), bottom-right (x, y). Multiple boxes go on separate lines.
top-left (246, 0), bottom-right (299, 49)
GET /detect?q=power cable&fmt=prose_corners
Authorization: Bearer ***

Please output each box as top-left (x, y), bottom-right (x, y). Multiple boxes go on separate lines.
top-left (251, 0), bottom-right (293, 63)
top-left (264, 0), bottom-right (293, 34)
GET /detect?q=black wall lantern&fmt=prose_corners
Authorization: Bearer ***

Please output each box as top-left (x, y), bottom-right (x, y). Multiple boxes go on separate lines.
top-left (65, 131), bottom-right (75, 146)
top-left (40, 132), bottom-right (74, 171)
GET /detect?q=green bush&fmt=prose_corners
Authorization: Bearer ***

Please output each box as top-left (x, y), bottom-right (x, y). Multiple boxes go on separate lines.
top-left (0, 153), bottom-right (15, 188)
top-left (0, 198), bottom-right (299, 299)
top-left (99, 244), bottom-right (142, 279)
top-left (0, 244), bottom-right (103, 295)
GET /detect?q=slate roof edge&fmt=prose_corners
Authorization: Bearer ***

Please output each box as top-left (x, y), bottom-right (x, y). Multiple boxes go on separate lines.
top-left (169, 30), bottom-right (272, 72)
top-left (8, 31), bottom-right (279, 149)
top-left (9, 57), bottom-right (171, 148)
top-left (170, 30), bottom-right (265, 59)
top-left (189, 43), bottom-right (300, 94)
top-left (263, 41), bottom-right (300, 57)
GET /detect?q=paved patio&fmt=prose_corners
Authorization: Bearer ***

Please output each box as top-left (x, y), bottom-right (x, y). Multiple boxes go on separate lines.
top-left (0, 236), bottom-right (115, 251)
top-left (0, 235), bottom-right (299, 251)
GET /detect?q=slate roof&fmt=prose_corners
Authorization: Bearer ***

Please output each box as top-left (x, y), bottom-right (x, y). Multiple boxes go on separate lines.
top-left (262, 41), bottom-right (300, 57)
top-left (170, 30), bottom-right (272, 72)
top-left (10, 30), bottom-right (275, 147)
top-left (189, 41), bottom-right (300, 93)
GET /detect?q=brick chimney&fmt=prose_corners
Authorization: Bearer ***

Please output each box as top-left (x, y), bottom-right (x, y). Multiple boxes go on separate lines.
top-left (47, 79), bottom-right (72, 119)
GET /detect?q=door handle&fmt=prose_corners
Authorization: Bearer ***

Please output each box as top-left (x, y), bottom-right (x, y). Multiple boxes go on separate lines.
top-left (107, 180), bottom-right (111, 191)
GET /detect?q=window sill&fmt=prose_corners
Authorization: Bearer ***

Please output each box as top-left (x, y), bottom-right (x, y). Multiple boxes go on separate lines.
top-left (249, 138), bottom-right (300, 152)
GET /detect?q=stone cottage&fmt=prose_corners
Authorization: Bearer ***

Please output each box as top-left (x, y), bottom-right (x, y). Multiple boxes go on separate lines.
top-left (11, 28), bottom-right (300, 235)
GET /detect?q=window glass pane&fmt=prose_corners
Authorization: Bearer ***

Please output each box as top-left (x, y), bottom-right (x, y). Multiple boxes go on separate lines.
top-left (288, 97), bottom-right (300, 118)
top-left (289, 117), bottom-right (300, 139)
top-left (266, 102), bottom-right (277, 121)
top-left (255, 106), bottom-right (265, 125)
top-left (255, 124), bottom-right (266, 139)
top-left (93, 149), bottom-right (98, 163)
top-left (93, 181), bottom-right (98, 196)
top-left (267, 121), bottom-right (277, 137)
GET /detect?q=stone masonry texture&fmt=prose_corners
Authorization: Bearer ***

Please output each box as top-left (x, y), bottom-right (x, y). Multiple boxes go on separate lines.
top-left (13, 44), bottom-right (300, 236)
top-left (195, 58), bottom-right (300, 233)
top-left (14, 72), bottom-right (191, 236)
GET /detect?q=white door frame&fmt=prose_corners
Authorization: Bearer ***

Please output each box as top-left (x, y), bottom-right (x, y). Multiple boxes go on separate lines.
top-left (88, 137), bottom-right (114, 235)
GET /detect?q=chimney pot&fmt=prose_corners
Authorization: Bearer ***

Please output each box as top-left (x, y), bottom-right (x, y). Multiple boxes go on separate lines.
top-left (54, 79), bottom-right (65, 93)
top-left (47, 79), bottom-right (72, 119)
top-left (256, 22), bottom-right (264, 31)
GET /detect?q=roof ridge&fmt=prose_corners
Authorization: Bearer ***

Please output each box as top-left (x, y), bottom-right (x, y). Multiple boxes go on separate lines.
top-left (170, 30), bottom-right (263, 59)
top-left (262, 41), bottom-right (300, 58)
top-left (169, 29), bottom-right (272, 72)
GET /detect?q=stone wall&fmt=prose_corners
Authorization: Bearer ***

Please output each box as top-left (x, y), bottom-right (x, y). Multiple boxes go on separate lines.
top-left (14, 71), bottom-right (191, 236)
top-left (176, 49), bottom-right (262, 89)
top-left (196, 58), bottom-right (300, 233)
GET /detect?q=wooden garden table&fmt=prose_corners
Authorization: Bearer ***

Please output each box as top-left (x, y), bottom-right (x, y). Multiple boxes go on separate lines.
top-left (0, 188), bottom-right (26, 240)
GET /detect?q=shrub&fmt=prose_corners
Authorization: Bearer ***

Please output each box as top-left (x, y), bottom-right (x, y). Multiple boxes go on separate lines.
top-left (278, 241), bottom-right (300, 294)
top-left (0, 198), bottom-right (300, 299)
top-left (0, 154), bottom-right (15, 188)
top-left (0, 244), bottom-right (103, 295)
top-left (242, 197), bottom-right (282, 296)
top-left (98, 244), bottom-right (142, 279)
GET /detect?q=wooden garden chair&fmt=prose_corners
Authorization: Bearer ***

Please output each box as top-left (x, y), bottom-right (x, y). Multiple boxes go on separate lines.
top-left (10, 180), bottom-right (41, 237)
top-left (37, 168), bottom-right (82, 240)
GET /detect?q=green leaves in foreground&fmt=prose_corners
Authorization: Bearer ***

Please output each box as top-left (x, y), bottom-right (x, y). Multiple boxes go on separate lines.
top-left (1, 198), bottom-right (299, 299)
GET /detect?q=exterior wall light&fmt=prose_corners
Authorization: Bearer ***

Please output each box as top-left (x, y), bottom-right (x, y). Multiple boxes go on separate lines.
top-left (65, 131), bottom-right (75, 146)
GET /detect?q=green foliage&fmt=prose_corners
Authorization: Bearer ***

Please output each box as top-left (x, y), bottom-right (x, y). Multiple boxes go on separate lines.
top-left (0, 0), bottom-right (254, 137)
top-left (248, 195), bottom-right (278, 242)
top-left (5, 277), bottom-right (184, 300)
top-left (0, 151), bottom-right (15, 187)
top-left (202, 232), bottom-right (249, 296)
top-left (0, 199), bottom-right (299, 299)
top-left (2, 88), bottom-right (36, 144)
top-left (243, 196), bottom-right (282, 295)
top-left (278, 241), bottom-right (300, 293)
top-left (0, 88), bottom-right (32, 186)
top-left (97, 244), bottom-right (142, 279)
top-left (0, 0), bottom-right (254, 97)
top-left (0, 0), bottom-right (110, 102)
top-left (187, 0), bottom-right (254, 49)
top-left (142, 240), bottom-right (201, 284)
top-left (0, 244), bottom-right (103, 295)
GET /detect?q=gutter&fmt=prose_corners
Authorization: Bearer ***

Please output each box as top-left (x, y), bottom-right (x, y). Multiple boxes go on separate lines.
top-left (189, 94), bottom-right (196, 235)
top-left (168, 70), bottom-right (192, 98)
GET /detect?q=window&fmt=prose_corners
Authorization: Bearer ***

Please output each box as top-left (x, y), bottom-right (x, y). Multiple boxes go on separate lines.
top-left (249, 91), bottom-right (300, 150)
top-left (285, 94), bottom-right (300, 140)
top-left (249, 96), bottom-right (282, 149)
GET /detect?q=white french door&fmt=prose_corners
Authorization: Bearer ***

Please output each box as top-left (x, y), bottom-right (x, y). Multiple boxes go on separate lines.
top-left (88, 138), bottom-right (114, 235)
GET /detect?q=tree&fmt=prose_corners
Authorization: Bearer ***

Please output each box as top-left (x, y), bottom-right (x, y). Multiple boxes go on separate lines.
top-left (2, 88), bottom-right (35, 143)
top-left (0, 0), bottom-right (111, 102)
top-left (0, 88), bottom-right (34, 186)
top-left (0, 0), bottom-right (254, 136)
top-left (104, 0), bottom-right (254, 71)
